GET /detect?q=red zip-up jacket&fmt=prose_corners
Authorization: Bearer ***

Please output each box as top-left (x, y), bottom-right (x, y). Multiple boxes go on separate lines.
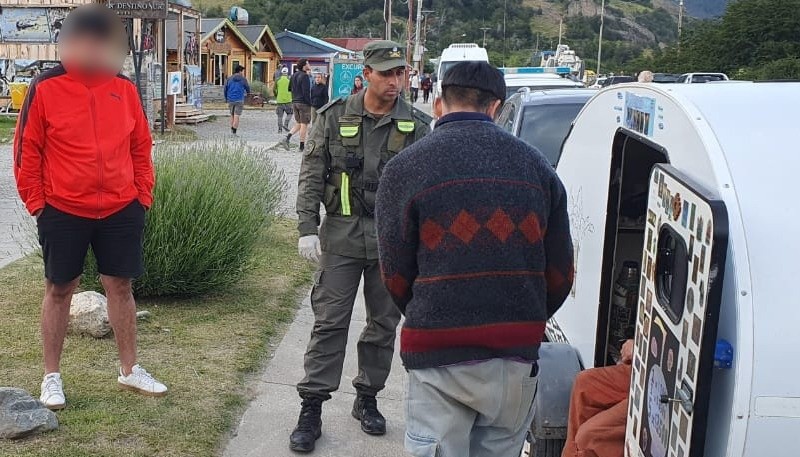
top-left (13, 64), bottom-right (154, 219)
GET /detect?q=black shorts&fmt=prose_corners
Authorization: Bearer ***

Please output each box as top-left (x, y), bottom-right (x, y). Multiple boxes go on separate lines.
top-left (37, 201), bottom-right (146, 284)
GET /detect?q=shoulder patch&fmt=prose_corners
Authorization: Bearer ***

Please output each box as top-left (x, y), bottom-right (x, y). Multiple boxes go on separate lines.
top-left (412, 107), bottom-right (434, 126)
top-left (317, 97), bottom-right (345, 114)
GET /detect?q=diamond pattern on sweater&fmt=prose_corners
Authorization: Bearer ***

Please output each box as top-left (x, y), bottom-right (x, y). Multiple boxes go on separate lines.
top-left (420, 219), bottom-right (446, 250)
top-left (384, 272), bottom-right (410, 299)
top-left (450, 210), bottom-right (481, 244)
top-left (519, 213), bottom-right (543, 244)
top-left (486, 209), bottom-right (516, 242)
top-left (419, 210), bottom-right (547, 250)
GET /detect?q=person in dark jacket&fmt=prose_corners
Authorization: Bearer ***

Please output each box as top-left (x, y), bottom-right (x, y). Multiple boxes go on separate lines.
top-left (376, 61), bottom-right (574, 457)
top-left (224, 64), bottom-right (250, 135)
top-left (286, 58), bottom-right (312, 151)
top-left (309, 72), bottom-right (329, 124)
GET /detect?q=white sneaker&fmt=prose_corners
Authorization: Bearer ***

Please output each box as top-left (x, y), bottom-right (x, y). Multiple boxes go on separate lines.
top-left (40, 373), bottom-right (66, 410)
top-left (117, 364), bottom-right (168, 397)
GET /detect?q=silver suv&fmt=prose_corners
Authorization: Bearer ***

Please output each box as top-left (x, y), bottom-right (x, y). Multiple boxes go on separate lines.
top-left (496, 88), bottom-right (594, 166)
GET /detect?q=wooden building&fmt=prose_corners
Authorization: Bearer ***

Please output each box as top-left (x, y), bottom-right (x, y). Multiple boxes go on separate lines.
top-left (0, 0), bottom-right (201, 121)
top-left (238, 24), bottom-right (281, 85)
top-left (0, 0), bottom-right (92, 61)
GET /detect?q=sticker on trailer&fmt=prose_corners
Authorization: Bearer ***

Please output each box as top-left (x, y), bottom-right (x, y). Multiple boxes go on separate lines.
top-left (624, 93), bottom-right (657, 137)
top-left (625, 165), bottom-right (728, 457)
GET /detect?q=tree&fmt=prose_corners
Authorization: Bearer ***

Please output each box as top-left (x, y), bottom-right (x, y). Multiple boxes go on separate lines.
top-left (648, 0), bottom-right (800, 79)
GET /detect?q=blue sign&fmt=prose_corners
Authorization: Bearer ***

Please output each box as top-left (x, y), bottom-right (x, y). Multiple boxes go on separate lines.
top-left (501, 66), bottom-right (572, 75)
top-left (332, 62), bottom-right (365, 99)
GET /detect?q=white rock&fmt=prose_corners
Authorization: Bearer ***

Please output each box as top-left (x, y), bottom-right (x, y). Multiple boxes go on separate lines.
top-left (69, 291), bottom-right (111, 338)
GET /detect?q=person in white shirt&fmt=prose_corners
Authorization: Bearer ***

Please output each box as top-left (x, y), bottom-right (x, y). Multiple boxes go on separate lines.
top-left (409, 70), bottom-right (420, 103)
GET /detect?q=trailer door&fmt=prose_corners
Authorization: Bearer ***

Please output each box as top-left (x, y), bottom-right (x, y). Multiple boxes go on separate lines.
top-left (625, 165), bottom-right (728, 457)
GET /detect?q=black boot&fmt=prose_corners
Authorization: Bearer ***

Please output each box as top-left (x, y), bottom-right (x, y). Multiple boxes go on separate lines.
top-left (289, 397), bottom-right (323, 453)
top-left (351, 394), bottom-right (386, 436)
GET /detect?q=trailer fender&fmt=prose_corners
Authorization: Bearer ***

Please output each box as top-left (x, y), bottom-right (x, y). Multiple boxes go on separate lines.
top-left (532, 342), bottom-right (583, 440)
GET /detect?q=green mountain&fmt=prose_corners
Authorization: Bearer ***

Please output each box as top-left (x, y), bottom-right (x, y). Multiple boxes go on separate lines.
top-left (196, 0), bottom-right (731, 71)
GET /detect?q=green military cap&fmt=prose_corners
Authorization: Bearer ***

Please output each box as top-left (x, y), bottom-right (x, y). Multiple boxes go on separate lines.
top-left (363, 40), bottom-right (408, 71)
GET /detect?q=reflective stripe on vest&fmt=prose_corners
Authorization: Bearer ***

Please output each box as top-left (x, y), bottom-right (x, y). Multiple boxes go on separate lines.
top-left (340, 125), bottom-right (359, 138)
top-left (340, 172), bottom-right (352, 216)
top-left (397, 120), bottom-right (415, 134)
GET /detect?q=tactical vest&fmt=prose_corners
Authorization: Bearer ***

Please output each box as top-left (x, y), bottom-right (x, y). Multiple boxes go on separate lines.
top-left (324, 114), bottom-right (417, 217)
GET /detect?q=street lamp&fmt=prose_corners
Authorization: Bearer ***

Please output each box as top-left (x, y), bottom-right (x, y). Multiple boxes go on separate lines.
top-left (597, 0), bottom-right (605, 76)
top-left (421, 10), bottom-right (434, 71)
top-left (480, 27), bottom-right (490, 48)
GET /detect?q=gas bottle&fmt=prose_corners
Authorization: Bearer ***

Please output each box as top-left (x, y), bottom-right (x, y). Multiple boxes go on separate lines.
top-left (610, 261), bottom-right (640, 347)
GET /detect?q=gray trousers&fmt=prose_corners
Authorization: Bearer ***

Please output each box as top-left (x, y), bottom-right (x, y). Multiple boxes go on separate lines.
top-left (276, 103), bottom-right (292, 129)
top-left (405, 359), bottom-right (538, 457)
top-left (297, 253), bottom-right (400, 400)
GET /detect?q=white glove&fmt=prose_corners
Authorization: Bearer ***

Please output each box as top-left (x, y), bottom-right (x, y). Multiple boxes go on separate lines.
top-left (298, 235), bottom-right (322, 263)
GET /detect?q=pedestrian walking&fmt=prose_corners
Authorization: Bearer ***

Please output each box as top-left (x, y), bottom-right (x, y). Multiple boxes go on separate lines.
top-left (421, 73), bottom-right (432, 103)
top-left (224, 64), bottom-right (250, 135)
top-left (309, 72), bottom-right (329, 124)
top-left (286, 59), bottom-right (312, 151)
top-left (375, 61), bottom-right (574, 457)
top-left (274, 63), bottom-right (286, 82)
top-left (274, 66), bottom-right (292, 133)
top-left (409, 69), bottom-right (420, 103)
top-left (291, 40), bottom-right (432, 454)
top-left (351, 75), bottom-right (364, 94)
top-left (13, 4), bottom-right (167, 411)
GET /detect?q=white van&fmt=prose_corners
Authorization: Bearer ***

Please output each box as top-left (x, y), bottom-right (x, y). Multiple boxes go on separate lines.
top-left (432, 43), bottom-right (489, 105)
top-left (503, 73), bottom-right (584, 98)
top-left (527, 82), bottom-right (800, 457)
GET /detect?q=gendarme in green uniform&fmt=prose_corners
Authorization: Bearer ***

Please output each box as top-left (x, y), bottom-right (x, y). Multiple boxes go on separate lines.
top-left (290, 40), bottom-right (431, 451)
top-left (297, 89), bottom-right (430, 258)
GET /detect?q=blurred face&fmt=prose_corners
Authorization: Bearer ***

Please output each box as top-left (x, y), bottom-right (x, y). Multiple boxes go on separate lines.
top-left (315, 74), bottom-right (324, 84)
top-left (354, 77), bottom-right (363, 88)
top-left (364, 66), bottom-right (405, 103)
top-left (59, 32), bottom-right (127, 75)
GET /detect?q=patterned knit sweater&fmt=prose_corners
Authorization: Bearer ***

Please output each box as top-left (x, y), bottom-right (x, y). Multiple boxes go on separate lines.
top-left (376, 112), bottom-right (574, 370)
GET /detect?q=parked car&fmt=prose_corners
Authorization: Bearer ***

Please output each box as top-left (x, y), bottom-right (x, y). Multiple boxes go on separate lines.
top-left (653, 72), bottom-right (681, 83)
top-left (495, 88), bottom-right (594, 166)
top-left (677, 72), bottom-right (729, 83)
top-left (503, 73), bottom-right (584, 99)
top-left (600, 75), bottom-right (636, 87)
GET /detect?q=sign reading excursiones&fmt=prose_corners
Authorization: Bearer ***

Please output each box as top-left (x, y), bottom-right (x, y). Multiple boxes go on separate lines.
top-left (105, 0), bottom-right (168, 19)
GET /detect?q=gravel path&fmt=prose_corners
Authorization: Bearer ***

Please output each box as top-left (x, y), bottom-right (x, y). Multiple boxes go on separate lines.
top-left (0, 145), bottom-right (32, 268)
top-left (187, 108), bottom-right (304, 219)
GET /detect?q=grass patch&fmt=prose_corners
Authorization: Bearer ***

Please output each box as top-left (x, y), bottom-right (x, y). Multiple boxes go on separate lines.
top-left (0, 116), bottom-right (17, 144)
top-left (152, 126), bottom-right (200, 143)
top-left (0, 219), bottom-right (314, 457)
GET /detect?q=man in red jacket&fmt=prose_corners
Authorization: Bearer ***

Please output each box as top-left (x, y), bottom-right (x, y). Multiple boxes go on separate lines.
top-left (13, 4), bottom-right (167, 411)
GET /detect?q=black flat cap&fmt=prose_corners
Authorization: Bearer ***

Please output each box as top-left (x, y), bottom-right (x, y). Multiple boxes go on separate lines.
top-left (442, 61), bottom-right (506, 102)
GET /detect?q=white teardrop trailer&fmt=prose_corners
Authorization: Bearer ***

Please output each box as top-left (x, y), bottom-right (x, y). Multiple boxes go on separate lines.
top-left (529, 81), bottom-right (800, 457)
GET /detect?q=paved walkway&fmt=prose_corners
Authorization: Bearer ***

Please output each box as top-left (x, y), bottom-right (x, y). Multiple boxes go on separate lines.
top-left (224, 289), bottom-right (408, 457)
